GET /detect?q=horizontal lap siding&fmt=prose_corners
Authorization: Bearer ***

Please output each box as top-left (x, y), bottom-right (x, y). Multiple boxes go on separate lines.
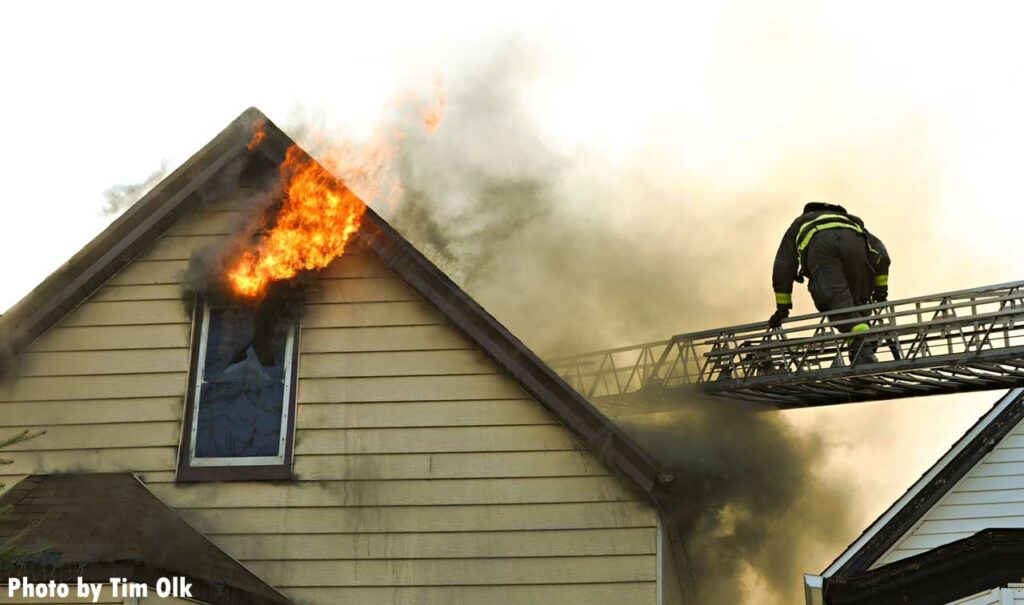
top-left (284, 583), bottom-right (656, 605)
top-left (947, 589), bottom-right (1000, 605)
top-left (245, 555), bottom-right (655, 586)
top-left (946, 586), bottom-right (1024, 605)
top-left (876, 417), bottom-right (1024, 567)
top-left (181, 501), bottom-right (656, 534)
top-left (150, 476), bottom-right (638, 507)
top-left (297, 399), bottom-right (557, 428)
top-left (1, 200), bottom-right (657, 604)
top-left (213, 527), bottom-right (655, 559)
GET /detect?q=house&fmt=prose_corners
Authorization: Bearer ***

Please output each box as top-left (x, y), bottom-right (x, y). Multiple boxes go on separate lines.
top-left (0, 109), bottom-right (683, 604)
top-left (804, 387), bottom-right (1024, 605)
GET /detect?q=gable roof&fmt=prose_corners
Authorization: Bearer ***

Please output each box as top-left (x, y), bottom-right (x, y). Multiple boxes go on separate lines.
top-left (823, 387), bottom-right (1024, 578)
top-left (0, 107), bottom-right (665, 498)
top-left (825, 528), bottom-right (1024, 605)
top-left (0, 473), bottom-right (289, 605)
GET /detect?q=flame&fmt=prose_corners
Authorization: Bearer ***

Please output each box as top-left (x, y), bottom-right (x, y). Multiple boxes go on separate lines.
top-left (421, 75), bottom-right (447, 133)
top-left (227, 76), bottom-right (445, 298)
top-left (247, 117), bottom-right (266, 151)
top-left (228, 146), bottom-right (367, 298)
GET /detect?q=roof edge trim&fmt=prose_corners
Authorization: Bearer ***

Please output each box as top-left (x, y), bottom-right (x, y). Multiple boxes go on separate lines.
top-left (824, 387), bottom-right (1024, 577)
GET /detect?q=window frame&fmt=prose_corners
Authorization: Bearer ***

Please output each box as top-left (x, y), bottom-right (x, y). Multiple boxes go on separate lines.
top-left (176, 296), bottom-right (300, 482)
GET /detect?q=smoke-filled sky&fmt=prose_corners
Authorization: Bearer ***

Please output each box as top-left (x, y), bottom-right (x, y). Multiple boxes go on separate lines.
top-left (4, 1), bottom-right (1024, 602)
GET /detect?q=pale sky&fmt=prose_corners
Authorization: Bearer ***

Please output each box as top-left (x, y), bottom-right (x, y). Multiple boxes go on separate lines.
top-left (3, 0), bottom-right (1024, 594)
top-left (3, 0), bottom-right (1024, 310)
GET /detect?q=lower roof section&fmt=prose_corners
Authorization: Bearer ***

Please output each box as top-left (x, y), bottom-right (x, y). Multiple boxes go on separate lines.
top-left (825, 528), bottom-right (1024, 605)
top-left (0, 473), bottom-right (289, 605)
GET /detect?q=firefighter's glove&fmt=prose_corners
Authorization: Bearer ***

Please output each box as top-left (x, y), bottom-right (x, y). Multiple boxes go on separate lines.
top-left (768, 306), bottom-right (790, 329)
top-left (873, 286), bottom-right (888, 303)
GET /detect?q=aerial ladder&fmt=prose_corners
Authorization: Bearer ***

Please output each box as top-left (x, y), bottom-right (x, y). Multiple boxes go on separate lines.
top-left (548, 281), bottom-right (1024, 408)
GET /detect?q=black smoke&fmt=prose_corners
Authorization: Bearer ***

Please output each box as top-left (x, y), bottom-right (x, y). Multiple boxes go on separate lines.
top-left (355, 43), bottom-right (861, 604)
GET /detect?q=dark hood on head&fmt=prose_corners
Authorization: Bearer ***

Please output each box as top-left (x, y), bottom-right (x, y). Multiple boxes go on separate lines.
top-left (803, 202), bottom-right (848, 214)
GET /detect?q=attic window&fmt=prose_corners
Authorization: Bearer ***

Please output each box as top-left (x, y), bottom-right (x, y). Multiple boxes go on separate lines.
top-left (176, 299), bottom-right (298, 481)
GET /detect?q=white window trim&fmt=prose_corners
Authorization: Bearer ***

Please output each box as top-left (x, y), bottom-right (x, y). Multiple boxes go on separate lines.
top-left (187, 301), bottom-right (296, 467)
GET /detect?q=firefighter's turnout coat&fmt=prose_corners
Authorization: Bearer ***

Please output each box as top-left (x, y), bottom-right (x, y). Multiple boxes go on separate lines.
top-left (772, 209), bottom-right (890, 331)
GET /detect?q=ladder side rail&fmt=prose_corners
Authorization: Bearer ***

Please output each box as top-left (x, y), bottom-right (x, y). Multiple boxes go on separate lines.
top-left (654, 335), bottom-right (688, 384)
top-left (699, 299), bottom-right (1008, 356)
top-left (698, 304), bottom-right (1024, 360)
top-left (698, 339), bottom-right (731, 384)
top-left (546, 338), bottom-right (674, 364)
top-left (661, 340), bottom-right (694, 387)
top-left (971, 287), bottom-right (1024, 355)
top-left (686, 286), bottom-right (1024, 346)
top-left (585, 353), bottom-right (613, 399)
top-left (620, 345), bottom-right (657, 393)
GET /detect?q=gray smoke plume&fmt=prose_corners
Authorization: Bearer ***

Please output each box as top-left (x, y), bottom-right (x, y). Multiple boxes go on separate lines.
top-left (101, 161), bottom-right (168, 215)
top-left (618, 397), bottom-right (853, 602)
top-left (350, 44), bottom-right (870, 604)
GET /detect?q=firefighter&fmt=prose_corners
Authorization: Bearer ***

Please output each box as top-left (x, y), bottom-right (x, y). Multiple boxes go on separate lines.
top-left (768, 202), bottom-right (890, 363)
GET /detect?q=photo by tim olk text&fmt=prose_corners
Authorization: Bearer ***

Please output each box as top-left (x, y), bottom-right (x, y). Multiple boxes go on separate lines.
top-left (6, 576), bottom-right (193, 602)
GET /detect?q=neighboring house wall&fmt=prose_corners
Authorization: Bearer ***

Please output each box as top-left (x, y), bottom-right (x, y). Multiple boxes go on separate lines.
top-left (949, 584), bottom-right (1024, 605)
top-left (0, 188), bottom-right (659, 604)
top-left (874, 412), bottom-right (1024, 567)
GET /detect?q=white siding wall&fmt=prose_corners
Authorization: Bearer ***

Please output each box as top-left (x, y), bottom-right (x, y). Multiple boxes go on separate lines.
top-left (0, 189), bottom-right (659, 604)
top-left (948, 584), bottom-right (1024, 605)
top-left (875, 410), bottom-right (1024, 567)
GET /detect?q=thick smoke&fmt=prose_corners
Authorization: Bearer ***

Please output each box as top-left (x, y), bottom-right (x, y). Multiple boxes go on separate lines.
top-left (101, 161), bottom-right (168, 215)
top-left (347, 46), bottom-right (880, 604)
top-left (621, 398), bottom-right (853, 602)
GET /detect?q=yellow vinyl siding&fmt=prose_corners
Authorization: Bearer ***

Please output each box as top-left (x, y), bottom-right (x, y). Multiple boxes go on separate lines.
top-left (91, 284), bottom-right (183, 302)
top-left (289, 451), bottom-right (607, 480)
top-left (214, 527), bottom-right (655, 559)
top-left (17, 350), bottom-right (189, 376)
top-left (294, 425), bottom-right (588, 454)
top-left (245, 555), bottom-right (655, 586)
top-left (297, 398), bottom-right (558, 428)
top-left (301, 300), bottom-right (444, 328)
top-left (298, 374), bottom-right (525, 403)
top-left (180, 501), bottom-right (656, 534)
top-left (106, 260), bottom-right (188, 286)
top-left (148, 475), bottom-right (638, 507)
top-left (300, 324), bottom-right (472, 353)
top-left (298, 349), bottom-right (495, 378)
top-left (0, 375), bottom-right (185, 402)
top-left (2, 446), bottom-right (176, 476)
top-left (283, 584), bottom-right (655, 605)
top-left (1, 398), bottom-right (182, 426)
top-left (164, 209), bottom-right (252, 236)
top-left (0, 189), bottom-right (658, 604)
top-left (27, 324), bottom-right (189, 351)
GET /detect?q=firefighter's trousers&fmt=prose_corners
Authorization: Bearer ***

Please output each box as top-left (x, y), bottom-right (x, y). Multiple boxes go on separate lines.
top-left (805, 229), bottom-right (875, 359)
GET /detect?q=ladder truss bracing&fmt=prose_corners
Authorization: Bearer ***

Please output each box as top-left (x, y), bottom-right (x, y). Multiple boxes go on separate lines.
top-left (548, 281), bottom-right (1024, 408)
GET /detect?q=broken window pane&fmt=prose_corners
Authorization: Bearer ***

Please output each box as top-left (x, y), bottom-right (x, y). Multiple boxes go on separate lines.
top-left (194, 305), bottom-right (289, 459)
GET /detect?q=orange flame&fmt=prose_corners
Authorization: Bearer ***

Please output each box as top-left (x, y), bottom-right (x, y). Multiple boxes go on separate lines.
top-left (421, 75), bottom-right (447, 133)
top-left (228, 146), bottom-right (367, 298)
top-left (247, 117), bottom-right (266, 151)
top-left (228, 76), bottom-right (444, 298)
